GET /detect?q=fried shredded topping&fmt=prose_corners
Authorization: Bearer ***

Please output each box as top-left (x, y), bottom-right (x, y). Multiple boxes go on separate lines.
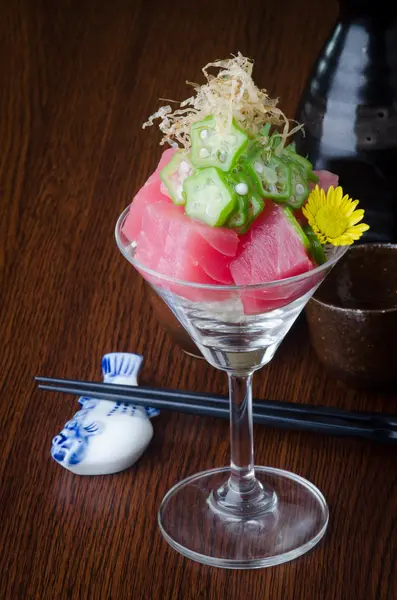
top-left (142, 53), bottom-right (302, 149)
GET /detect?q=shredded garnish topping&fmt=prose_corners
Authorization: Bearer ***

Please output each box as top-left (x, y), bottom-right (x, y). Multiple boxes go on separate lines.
top-left (143, 53), bottom-right (302, 149)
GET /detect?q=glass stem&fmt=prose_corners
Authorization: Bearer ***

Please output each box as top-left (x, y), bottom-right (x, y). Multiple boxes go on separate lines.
top-left (211, 372), bottom-right (276, 515)
top-left (228, 373), bottom-right (257, 496)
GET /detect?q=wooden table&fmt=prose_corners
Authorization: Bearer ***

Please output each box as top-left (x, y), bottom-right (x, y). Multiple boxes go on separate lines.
top-left (1, 0), bottom-right (396, 598)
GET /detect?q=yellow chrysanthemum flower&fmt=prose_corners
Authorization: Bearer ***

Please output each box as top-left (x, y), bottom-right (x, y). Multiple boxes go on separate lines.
top-left (302, 185), bottom-right (369, 246)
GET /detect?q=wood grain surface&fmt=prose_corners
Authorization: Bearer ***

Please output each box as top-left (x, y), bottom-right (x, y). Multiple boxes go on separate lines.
top-left (1, 0), bottom-right (396, 598)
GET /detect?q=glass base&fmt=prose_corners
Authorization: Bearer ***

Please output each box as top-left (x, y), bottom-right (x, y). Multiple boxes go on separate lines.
top-left (158, 466), bottom-right (328, 569)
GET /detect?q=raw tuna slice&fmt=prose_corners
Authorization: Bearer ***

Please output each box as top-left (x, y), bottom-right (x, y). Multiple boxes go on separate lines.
top-left (141, 202), bottom-right (234, 284)
top-left (122, 146), bottom-right (239, 262)
top-left (195, 223), bottom-right (239, 257)
top-left (145, 148), bottom-right (177, 186)
top-left (134, 229), bottom-right (219, 302)
top-left (311, 170), bottom-right (339, 192)
top-left (133, 230), bottom-right (157, 269)
top-left (193, 243), bottom-right (234, 284)
top-left (122, 150), bottom-right (175, 242)
top-left (231, 203), bottom-right (313, 284)
top-left (122, 183), bottom-right (163, 242)
top-left (230, 203), bottom-right (316, 313)
top-left (146, 147), bottom-right (239, 256)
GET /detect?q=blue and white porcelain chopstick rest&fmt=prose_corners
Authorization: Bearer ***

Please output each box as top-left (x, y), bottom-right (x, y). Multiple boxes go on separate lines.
top-left (50, 353), bottom-right (159, 475)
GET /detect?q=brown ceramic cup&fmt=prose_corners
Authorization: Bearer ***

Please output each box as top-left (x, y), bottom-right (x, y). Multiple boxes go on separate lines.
top-left (305, 244), bottom-right (397, 390)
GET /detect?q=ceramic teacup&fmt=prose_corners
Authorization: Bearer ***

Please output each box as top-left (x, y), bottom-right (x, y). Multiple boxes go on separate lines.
top-left (305, 244), bottom-right (397, 390)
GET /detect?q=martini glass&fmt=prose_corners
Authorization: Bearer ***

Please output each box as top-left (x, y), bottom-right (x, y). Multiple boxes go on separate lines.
top-left (116, 205), bottom-right (347, 569)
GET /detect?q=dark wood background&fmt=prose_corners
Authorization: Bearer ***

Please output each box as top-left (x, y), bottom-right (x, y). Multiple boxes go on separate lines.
top-left (1, 0), bottom-right (396, 598)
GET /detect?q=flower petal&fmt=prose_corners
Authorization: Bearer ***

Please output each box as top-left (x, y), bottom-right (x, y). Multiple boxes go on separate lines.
top-left (301, 182), bottom-right (368, 246)
top-left (318, 186), bottom-right (328, 207)
top-left (348, 223), bottom-right (370, 234)
top-left (348, 209), bottom-right (365, 226)
top-left (344, 199), bottom-right (359, 217)
top-left (331, 186), bottom-right (344, 207)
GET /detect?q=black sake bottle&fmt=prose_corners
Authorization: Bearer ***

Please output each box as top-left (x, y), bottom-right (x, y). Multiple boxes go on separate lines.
top-left (295, 0), bottom-right (397, 242)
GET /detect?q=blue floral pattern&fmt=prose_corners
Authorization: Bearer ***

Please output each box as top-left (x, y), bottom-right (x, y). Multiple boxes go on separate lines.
top-left (50, 353), bottom-right (159, 468)
top-left (51, 405), bottom-right (104, 466)
top-left (102, 353), bottom-right (143, 379)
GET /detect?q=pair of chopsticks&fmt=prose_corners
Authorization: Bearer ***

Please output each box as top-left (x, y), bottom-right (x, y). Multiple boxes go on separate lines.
top-left (35, 377), bottom-right (397, 445)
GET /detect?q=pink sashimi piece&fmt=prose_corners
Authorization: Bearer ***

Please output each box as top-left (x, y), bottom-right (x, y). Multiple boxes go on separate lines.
top-left (194, 224), bottom-right (239, 257)
top-left (160, 182), bottom-right (170, 197)
top-left (142, 202), bottom-right (190, 253)
top-left (145, 147), bottom-right (177, 187)
top-left (123, 146), bottom-right (238, 261)
top-left (235, 271), bottom-right (319, 314)
top-left (230, 203), bottom-right (315, 313)
top-left (231, 203), bottom-right (313, 284)
top-left (156, 256), bottom-right (216, 285)
top-left (142, 200), bottom-right (184, 249)
top-left (142, 202), bottom-right (233, 292)
top-left (137, 242), bottom-right (221, 303)
top-left (122, 181), bottom-right (167, 243)
top-left (145, 209), bottom-right (235, 284)
top-left (122, 151), bottom-right (178, 243)
top-left (195, 246), bottom-right (234, 284)
top-left (134, 230), bottom-right (159, 270)
top-left (150, 206), bottom-right (235, 282)
top-left (311, 170), bottom-right (339, 192)
top-left (188, 237), bottom-right (234, 284)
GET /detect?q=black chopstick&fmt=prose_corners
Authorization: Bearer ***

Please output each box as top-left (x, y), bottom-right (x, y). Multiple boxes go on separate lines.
top-left (36, 377), bottom-right (397, 444)
top-left (36, 377), bottom-right (397, 425)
